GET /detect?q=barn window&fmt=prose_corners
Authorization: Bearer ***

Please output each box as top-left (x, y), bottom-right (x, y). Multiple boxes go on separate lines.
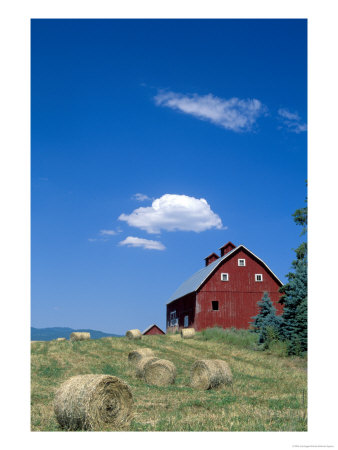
top-left (255, 274), bottom-right (263, 282)
top-left (238, 258), bottom-right (246, 266)
top-left (170, 311), bottom-right (178, 326)
top-left (221, 273), bottom-right (229, 281)
top-left (212, 301), bottom-right (219, 311)
top-left (184, 315), bottom-right (189, 327)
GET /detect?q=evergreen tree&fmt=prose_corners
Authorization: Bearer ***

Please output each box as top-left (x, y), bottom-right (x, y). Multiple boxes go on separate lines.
top-left (279, 255), bottom-right (307, 354)
top-left (279, 194), bottom-right (308, 355)
top-left (251, 292), bottom-right (283, 345)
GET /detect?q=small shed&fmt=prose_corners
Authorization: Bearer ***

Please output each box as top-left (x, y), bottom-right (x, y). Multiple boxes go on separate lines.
top-left (142, 324), bottom-right (165, 336)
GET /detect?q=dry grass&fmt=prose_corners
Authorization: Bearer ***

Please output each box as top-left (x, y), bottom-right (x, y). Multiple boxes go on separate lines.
top-left (143, 359), bottom-right (176, 386)
top-left (135, 356), bottom-right (159, 379)
top-left (126, 329), bottom-right (142, 340)
top-left (191, 359), bottom-right (232, 390)
top-left (128, 348), bottom-right (154, 365)
top-left (70, 332), bottom-right (90, 341)
top-left (54, 374), bottom-right (133, 430)
top-left (181, 328), bottom-right (195, 339)
top-left (31, 333), bottom-right (307, 431)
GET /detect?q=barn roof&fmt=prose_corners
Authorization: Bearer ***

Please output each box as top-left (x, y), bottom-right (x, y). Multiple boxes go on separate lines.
top-left (167, 244), bottom-right (283, 304)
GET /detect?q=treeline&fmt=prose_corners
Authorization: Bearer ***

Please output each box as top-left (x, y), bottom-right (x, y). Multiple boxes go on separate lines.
top-left (251, 195), bottom-right (307, 356)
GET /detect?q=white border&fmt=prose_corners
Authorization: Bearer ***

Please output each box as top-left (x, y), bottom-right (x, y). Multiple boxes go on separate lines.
top-left (1, 1), bottom-right (337, 449)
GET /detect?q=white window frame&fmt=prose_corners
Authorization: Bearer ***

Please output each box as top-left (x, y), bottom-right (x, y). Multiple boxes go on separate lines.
top-left (255, 274), bottom-right (263, 282)
top-left (221, 273), bottom-right (229, 281)
top-left (238, 258), bottom-right (246, 266)
top-left (184, 315), bottom-right (189, 327)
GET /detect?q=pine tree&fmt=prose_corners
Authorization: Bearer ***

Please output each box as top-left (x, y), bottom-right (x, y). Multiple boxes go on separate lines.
top-left (279, 193), bottom-right (308, 355)
top-left (251, 292), bottom-right (283, 345)
top-left (279, 255), bottom-right (307, 354)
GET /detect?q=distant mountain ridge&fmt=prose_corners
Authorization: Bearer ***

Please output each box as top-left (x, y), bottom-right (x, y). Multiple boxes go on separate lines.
top-left (31, 327), bottom-right (121, 341)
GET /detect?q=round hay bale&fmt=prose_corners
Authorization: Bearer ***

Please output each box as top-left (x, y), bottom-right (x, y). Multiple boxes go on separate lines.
top-left (126, 329), bottom-right (142, 340)
top-left (54, 374), bottom-right (133, 430)
top-left (128, 348), bottom-right (154, 365)
top-left (190, 359), bottom-right (233, 390)
top-left (181, 328), bottom-right (195, 339)
top-left (135, 356), bottom-right (159, 379)
top-left (70, 332), bottom-right (91, 341)
top-left (56, 337), bottom-right (66, 342)
top-left (144, 359), bottom-right (176, 386)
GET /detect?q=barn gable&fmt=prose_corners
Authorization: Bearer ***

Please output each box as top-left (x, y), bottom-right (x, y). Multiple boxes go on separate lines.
top-left (167, 244), bottom-right (282, 305)
top-left (142, 324), bottom-right (165, 335)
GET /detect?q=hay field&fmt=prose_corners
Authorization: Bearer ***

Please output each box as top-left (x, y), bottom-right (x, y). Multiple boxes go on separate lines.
top-left (31, 332), bottom-right (307, 431)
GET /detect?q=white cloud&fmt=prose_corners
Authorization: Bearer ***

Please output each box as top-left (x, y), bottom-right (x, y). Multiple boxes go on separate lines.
top-left (118, 194), bottom-right (223, 234)
top-left (132, 193), bottom-right (151, 202)
top-left (100, 229), bottom-right (118, 236)
top-left (277, 108), bottom-right (307, 133)
top-left (278, 109), bottom-right (300, 121)
top-left (119, 236), bottom-right (166, 251)
top-left (154, 91), bottom-right (265, 132)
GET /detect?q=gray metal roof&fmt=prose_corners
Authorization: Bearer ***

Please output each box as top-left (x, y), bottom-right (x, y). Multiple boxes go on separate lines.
top-left (167, 245), bottom-right (283, 304)
top-left (167, 246), bottom-right (239, 304)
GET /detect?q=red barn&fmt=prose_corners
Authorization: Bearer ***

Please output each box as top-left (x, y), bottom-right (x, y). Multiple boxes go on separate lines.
top-left (166, 242), bottom-right (283, 333)
top-left (142, 324), bottom-right (165, 335)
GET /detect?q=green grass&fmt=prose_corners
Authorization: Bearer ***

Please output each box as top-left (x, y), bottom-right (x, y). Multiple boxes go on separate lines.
top-left (31, 330), bottom-right (307, 431)
top-left (198, 326), bottom-right (259, 349)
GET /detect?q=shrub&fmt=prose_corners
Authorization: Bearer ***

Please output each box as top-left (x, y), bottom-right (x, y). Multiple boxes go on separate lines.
top-left (251, 292), bottom-right (283, 345)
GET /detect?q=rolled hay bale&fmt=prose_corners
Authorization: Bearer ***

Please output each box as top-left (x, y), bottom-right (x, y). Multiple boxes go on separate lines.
top-left (144, 359), bottom-right (176, 386)
top-left (126, 329), bottom-right (142, 340)
top-left (190, 359), bottom-right (233, 390)
top-left (181, 328), bottom-right (195, 339)
top-left (128, 348), bottom-right (155, 365)
top-left (70, 332), bottom-right (91, 341)
top-left (56, 337), bottom-right (66, 342)
top-left (135, 356), bottom-right (159, 379)
top-left (54, 374), bottom-right (133, 430)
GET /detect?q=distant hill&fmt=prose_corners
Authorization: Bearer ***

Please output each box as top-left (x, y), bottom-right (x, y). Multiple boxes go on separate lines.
top-left (31, 327), bottom-right (121, 341)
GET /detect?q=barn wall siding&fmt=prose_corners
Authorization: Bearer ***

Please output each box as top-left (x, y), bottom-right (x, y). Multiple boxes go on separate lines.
top-left (166, 246), bottom-right (283, 332)
top-left (166, 292), bottom-right (196, 332)
top-left (144, 325), bottom-right (165, 335)
top-left (196, 248), bottom-right (283, 330)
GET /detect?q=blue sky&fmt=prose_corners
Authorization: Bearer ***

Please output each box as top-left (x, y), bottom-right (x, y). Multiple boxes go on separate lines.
top-left (31, 19), bottom-right (307, 334)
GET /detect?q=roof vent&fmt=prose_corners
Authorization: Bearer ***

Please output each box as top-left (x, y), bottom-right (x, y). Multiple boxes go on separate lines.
top-left (219, 241), bottom-right (236, 257)
top-left (204, 252), bottom-right (219, 267)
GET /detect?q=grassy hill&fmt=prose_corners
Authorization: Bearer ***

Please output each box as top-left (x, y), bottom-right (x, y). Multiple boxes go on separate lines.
top-left (31, 329), bottom-right (307, 431)
top-left (31, 327), bottom-right (121, 341)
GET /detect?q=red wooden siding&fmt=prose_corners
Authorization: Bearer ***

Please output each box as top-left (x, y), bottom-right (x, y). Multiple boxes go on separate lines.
top-left (166, 245), bottom-right (283, 332)
top-left (143, 324), bottom-right (165, 335)
top-left (166, 292), bottom-right (196, 332)
top-left (196, 248), bottom-right (283, 330)
top-left (204, 252), bottom-right (219, 266)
